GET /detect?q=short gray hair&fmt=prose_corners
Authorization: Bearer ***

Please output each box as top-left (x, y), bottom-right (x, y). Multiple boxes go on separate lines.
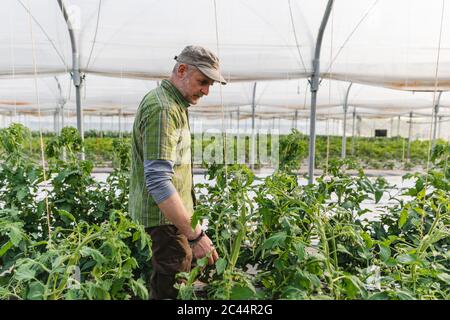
top-left (172, 62), bottom-right (196, 75)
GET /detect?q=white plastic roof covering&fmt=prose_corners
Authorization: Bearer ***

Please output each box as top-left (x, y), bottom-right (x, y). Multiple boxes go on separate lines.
top-left (1, 0), bottom-right (450, 121)
top-left (2, 75), bottom-right (450, 119)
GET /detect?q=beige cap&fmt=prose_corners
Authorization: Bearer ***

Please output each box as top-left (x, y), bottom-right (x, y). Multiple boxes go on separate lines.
top-left (174, 45), bottom-right (227, 85)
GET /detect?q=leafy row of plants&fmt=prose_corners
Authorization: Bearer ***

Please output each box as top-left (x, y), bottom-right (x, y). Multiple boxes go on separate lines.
top-left (280, 129), bottom-right (438, 171)
top-left (29, 130), bottom-right (131, 139)
top-left (23, 129), bottom-right (440, 169)
top-left (0, 124), bottom-right (151, 300)
top-left (1, 123), bottom-right (448, 300)
top-left (179, 144), bottom-right (449, 300)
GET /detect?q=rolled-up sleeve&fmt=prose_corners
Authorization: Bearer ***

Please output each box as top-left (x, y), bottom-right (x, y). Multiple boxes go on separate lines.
top-left (144, 159), bottom-right (176, 204)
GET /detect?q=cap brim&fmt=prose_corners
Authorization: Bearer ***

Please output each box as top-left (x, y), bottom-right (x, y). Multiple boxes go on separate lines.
top-left (197, 66), bottom-right (227, 85)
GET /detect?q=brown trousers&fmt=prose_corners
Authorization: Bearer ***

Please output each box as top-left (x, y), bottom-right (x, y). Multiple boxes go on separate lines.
top-left (146, 225), bottom-right (192, 300)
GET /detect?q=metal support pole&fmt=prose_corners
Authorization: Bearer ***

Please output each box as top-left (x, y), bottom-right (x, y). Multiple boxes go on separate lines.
top-left (351, 107), bottom-right (356, 155)
top-left (294, 110), bottom-right (298, 130)
top-left (100, 113), bottom-right (103, 138)
top-left (53, 110), bottom-right (59, 134)
top-left (341, 82), bottom-right (353, 159)
top-left (237, 107), bottom-right (240, 134)
top-left (407, 112), bottom-right (413, 160)
top-left (438, 116), bottom-right (443, 139)
top-left (432, 91), bottom-right (442, 150)
top-left (402, 138), bottom-right (405, 163)
top-left (119, 109), bottom-right (123, 138)
top-left (55, 77), bottom-right (66, 133)
top-left (357, 115), bottom-right (361, 137)
top-left (390, 117), bottom-right (394, 137)
top-left (58, 0), bottom-right (84, 159)
top-left (397, 115), bottom-right (401, 137)
top-left (308, 0), bottom-right (334, 184)
top-left (61, 104), bottom-right (65, 130)
top-left (28, 117), bottom-right (32, 153)
top-left (251, 82), bottom-right (257, 169)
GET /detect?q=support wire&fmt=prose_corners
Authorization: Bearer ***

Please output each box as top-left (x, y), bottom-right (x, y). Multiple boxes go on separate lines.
top-left (26, 0), bottom-right (52, 244)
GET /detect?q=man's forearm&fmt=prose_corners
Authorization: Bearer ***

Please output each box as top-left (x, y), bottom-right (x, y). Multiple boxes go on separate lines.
top-left (157, 191), bottom-right (201, 239)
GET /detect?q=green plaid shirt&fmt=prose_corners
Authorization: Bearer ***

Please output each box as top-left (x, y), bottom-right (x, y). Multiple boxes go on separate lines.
top-left (129, 79), bottom-right (194, 227)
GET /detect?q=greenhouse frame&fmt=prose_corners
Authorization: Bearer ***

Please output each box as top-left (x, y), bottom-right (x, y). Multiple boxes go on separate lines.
top-left (0, 0), bottom-right (449, 302)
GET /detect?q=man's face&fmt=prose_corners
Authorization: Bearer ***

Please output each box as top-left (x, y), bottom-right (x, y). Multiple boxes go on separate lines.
top-left (177, 64), bottom-right (214, 105)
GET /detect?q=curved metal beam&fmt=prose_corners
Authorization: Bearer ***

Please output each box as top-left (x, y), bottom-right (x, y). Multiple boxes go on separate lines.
top-left (351, 107), bottom-right (356, 155)
top-left (251, 82), bottom-right (257, 169)
top-left (57, 0), bottom-right (85, 159)
top-left (54, 76), bottom-right (66, 126)
top-left (341, 82), bottom-right (353, 159)
top-left (432, 91), bottom-right (443, 149)
top-left (308, 0), bottom-right (334, 184)
top-left (407, 111), bottom-right (413, 160)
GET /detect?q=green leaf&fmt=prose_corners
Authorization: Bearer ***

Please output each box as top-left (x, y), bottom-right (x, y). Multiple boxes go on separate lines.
top-left (385, 257), bottom-right (397, 267)
top-left (220, 229), bottom-right (231, 240)
top-left (15, 264), bottom-right (36, 281)
top-left (368, 292), bottom-right (390, 300)
top-left (139, 229), bottom-right (151, 250)
top-left (130, 278), bottom-right (148, 299)
top-left (196, 257), bottom-right (208, 268)
top-left (294, 242), bottom-right (305, 261)
top-left (358, 248), bottom-right (373, 260)
top-left (342, 201), bottom-right (354, 209)
top-left (190, 210), bottom-right (202, 229)
top-left (361, 231), bottom-right (374, 249)
top-left (17, 187), bottom-right (28, 201)
top-left (0, 240), bottom-right (13, 258)
top-left (261, 232), bottom-right (287, 250)
top-left (396, 290), bottom-right (416, 300)
top-left (27, 281), bottom-right (45, 300)
top-left (310, 295), bottom-right (334, 300)
top-left (398, 209), bottom-right (408, 228)
top-left (65, 289), bottom-right (82, 300)
top-left (8, 223), bottom-right (24, 246)
top-left (396, 253), bottom-right (418, 265)
top-left (343, 276), bottom-right (364, 299)
top-left (374, 190), bottom-right (383, 204)
top-left (413, 207), bottom-right (426, 217)
top-left (215, 258), bottom-right (227, 275)
top-left (378, 244), bottom-right (391, 262)
top-left (415, 178), bottom-right (424, 193)
top-left (230, 285), bottom-right (255, 300)
top-left (57, 209), bottom-right (76, 223)
top-left (87, 283), bottom-right (110, 300)
top-left (80, 247), bottom-right (107, 265)
top-left (337, 244), bottom-right (352, 256)
top-left (305, 272), bottom-right (321, 288)
top-left (436, 273), bottom-right (450, 285)
top-left (51, 255), bottom-right (67, 269)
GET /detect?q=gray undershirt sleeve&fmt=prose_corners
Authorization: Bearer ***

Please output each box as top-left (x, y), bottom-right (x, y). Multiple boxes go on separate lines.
top-left (144, 159), bottom-right (177, 204)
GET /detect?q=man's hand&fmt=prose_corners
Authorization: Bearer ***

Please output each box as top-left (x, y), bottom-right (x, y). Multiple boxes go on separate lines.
top-left (191, 234), bottom-right (219, 265)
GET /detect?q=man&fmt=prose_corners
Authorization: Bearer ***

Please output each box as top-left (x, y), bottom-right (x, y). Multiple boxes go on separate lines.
top-left (129, 45), bottom-right (226, 299)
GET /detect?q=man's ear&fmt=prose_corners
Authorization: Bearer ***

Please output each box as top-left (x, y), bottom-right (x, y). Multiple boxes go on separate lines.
top-left (177, 64), bottom-right (188, 78)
